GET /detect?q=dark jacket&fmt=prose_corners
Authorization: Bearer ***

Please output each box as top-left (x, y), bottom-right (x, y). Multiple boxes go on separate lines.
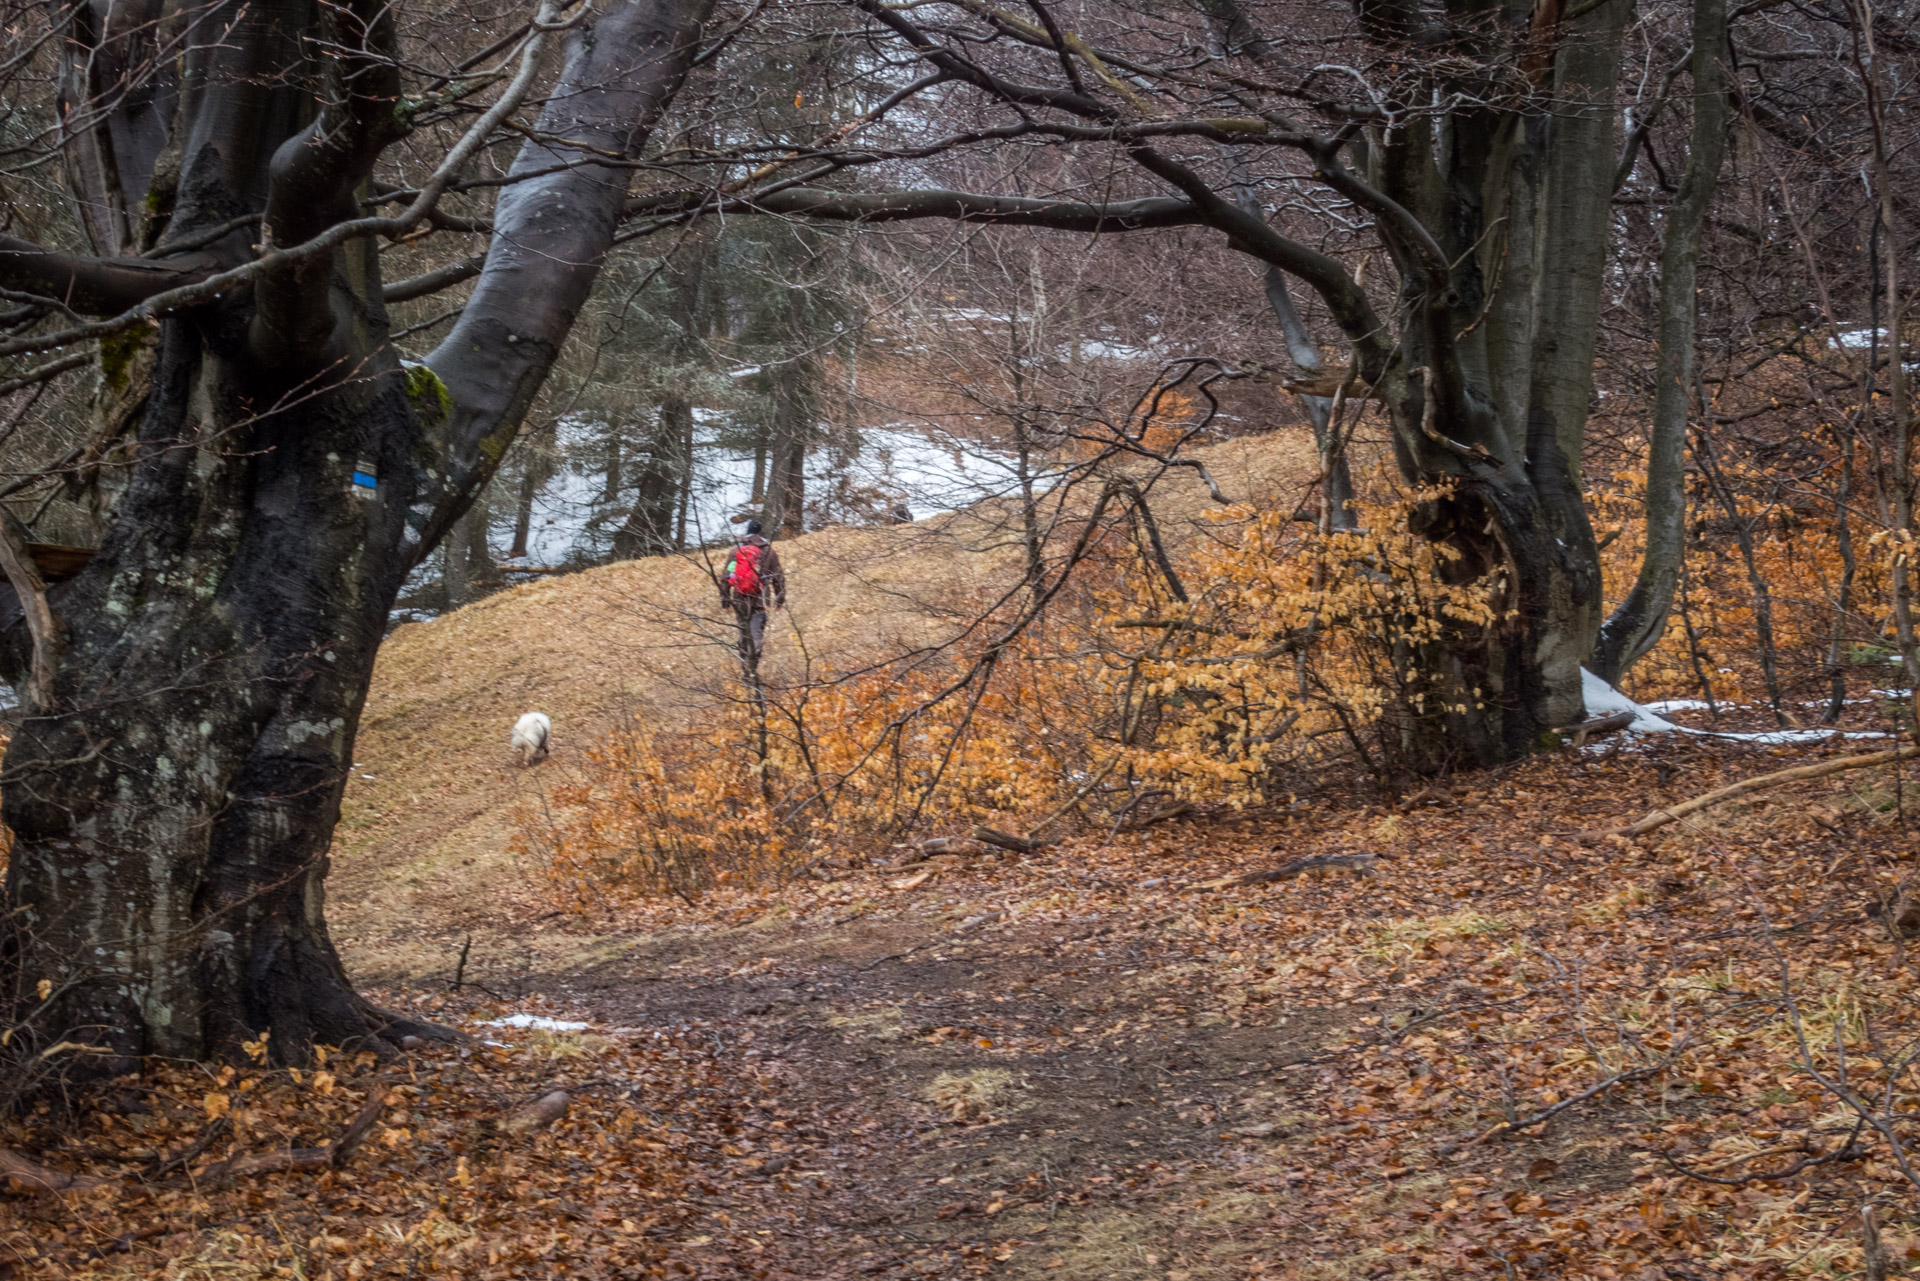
top-left (720, 535), bottom-right (786, 608)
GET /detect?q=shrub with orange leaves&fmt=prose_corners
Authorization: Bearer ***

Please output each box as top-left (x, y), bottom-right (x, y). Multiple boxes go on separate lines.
top-left (1100, 477), bottom-right (1508, 798)
top-left (514, 629), bottom-right (1113, 902)
top-left (514, 721), bottom-right (795, 905)
top-left (520, 476), bottom-right (1519, 899)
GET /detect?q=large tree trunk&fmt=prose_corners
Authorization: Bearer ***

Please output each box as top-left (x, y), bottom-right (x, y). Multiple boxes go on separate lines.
top-left (1333, 0), bottom-right (1627, 768)
top-left (2, 303), bottom-right (430, 1068)
top-left (0, 0), bottom-right (716, 1067)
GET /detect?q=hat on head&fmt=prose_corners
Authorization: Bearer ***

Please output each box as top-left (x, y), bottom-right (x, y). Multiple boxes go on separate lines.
top-left (745, 518), bottom-right (763, 536)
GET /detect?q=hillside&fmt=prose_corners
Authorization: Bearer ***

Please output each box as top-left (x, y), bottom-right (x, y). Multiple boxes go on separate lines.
top-left (328, 432), bottom-right (1316, 980)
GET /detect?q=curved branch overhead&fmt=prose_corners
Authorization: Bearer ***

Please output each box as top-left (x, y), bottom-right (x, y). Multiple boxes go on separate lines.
top-left (423, 0), bottom-right (718, 558)
top-left (729, 188), bottom-right (1204, 230)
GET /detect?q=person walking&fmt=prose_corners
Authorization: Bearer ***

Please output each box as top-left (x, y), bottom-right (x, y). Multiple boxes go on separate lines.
top-left (719, 519), bottom-right (786, 670)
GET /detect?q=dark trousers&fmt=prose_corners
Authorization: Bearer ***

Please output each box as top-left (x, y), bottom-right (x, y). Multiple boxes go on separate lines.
top-left (733, 596), bottom-right (767, 667)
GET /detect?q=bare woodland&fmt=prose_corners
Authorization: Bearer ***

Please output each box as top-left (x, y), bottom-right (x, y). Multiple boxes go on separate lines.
top-left (0, 0), bottom-right (1919, 1273)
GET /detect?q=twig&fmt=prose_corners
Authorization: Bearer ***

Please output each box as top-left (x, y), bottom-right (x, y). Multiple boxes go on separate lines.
top-left (1466, 1054), bottom-right (1682, 1145)
top-left (1660, 1134), bottom-right (1869, 1186)
top-left (451, 933), bottom-right (473, 992)
top-left (144, 1116), bottom-right (231, 1179)
top-left (195, 1081), bottom-right (390, 1186)
top-left (855, 907), bottom-right (1011, 971)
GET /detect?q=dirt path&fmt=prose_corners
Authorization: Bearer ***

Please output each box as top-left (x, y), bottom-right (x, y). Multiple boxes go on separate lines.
top-left (342, 735), bottom-right (1903, 1280)
top-left (492, 882), bottom-right (1385, 1281)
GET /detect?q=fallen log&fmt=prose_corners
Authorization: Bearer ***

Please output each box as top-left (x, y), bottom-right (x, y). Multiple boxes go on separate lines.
top-left (1191, 851), bottom-right (1387, 890)
top-left (499, 1091), bottom-right (571, 1137)
top-left (1579, 744), bottom-right (1920, 840)
top-left (971, 825), bottom-right (1046, 854)
top-left (1561, 710), bottom-right (1636, 747)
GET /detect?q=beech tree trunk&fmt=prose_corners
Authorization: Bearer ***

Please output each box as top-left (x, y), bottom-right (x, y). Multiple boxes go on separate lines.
top-left (3, 311), bottom-right (430, 1066)
top-left (0, 0), bottom-right (715, 1066)
top-left (1592, 0), bottom-right (1730, 683)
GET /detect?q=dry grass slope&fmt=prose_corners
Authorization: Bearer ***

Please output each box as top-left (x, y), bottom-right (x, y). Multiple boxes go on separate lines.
top-left (329, 434), bottom-right (1314, 979)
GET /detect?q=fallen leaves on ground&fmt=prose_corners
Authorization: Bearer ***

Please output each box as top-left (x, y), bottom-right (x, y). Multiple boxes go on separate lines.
top-left (0, 1008), bottom-right (771, 1279)
top-left (9, 736), bottom-right (1920, 1279)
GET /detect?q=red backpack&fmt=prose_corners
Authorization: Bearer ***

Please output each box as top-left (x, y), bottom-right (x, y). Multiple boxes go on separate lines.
top-left (729, 543), bottom-right (763, 596)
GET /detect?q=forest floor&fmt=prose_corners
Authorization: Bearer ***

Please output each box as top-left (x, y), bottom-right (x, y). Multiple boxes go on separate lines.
top-left (335, 730), bottom-right (1916, 1281)
top-left (8, 695), bottom-right (1920, 1280)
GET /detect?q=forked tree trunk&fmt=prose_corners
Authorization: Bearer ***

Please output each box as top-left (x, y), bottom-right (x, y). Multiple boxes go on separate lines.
top-left (1326, 0), bottom-right (1627, 768)
top-left (0, 0), bottom-right (716, 1066)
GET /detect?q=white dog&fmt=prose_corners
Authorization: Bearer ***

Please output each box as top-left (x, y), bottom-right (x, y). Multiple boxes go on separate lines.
top-left (511, 711), bottom-right (551, 765)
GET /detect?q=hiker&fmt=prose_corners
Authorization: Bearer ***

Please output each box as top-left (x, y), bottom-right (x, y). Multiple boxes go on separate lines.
top-left (719, 519), bottom-right (786, 667)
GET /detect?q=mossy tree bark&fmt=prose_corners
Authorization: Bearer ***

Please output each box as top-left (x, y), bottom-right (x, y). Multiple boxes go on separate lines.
top-left (0, 0), bottom-right (714, 1066)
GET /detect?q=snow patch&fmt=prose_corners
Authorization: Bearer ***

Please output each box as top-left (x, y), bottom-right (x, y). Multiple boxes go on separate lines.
top-left (1582, 669), bottom-right (1886, 744)
top-left (500, 418), bottom-right (1020, 568)
top-left (482, 1014), bottom-right (590, 1032)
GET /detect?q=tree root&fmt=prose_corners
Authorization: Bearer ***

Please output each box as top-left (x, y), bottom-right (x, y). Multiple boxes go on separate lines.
top-left (0, 1083), bottom-right (391, 1196)
top-left (1560, 710), bottom-right (1636, 747)
top-left (358, 998), bottom-right (469, 1051)
top-left (1577, 744), bottom-right (1920, 840)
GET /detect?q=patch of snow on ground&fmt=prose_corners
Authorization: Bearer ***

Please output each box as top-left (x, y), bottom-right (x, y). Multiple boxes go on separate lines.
top-left (508, 417), bottom-right (1020, 569)
top-left (1583, 670), bottom-right (1885, 744)
top-left (1640, 698), bottom-right (1713, 714)
top-left (482, 1014), bottom-right (590, 1032)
